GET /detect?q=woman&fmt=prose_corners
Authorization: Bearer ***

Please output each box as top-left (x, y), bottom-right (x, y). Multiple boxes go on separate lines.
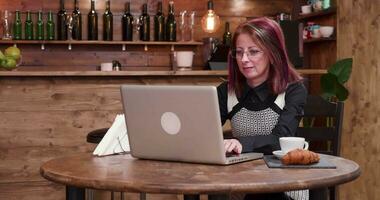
top-left (216, 17), bottom-right (308, 200)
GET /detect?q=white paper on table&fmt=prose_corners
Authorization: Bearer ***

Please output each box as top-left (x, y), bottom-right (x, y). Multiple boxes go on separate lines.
top-left (93, 114), bottom-right (130, 156)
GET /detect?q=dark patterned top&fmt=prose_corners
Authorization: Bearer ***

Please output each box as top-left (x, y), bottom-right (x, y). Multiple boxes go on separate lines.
top-left (217, 81), bottom-right (307, 154)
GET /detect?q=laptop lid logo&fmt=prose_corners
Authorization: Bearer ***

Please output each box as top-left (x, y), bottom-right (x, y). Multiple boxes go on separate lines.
top-left (160, 112), bottom-right (181, 135)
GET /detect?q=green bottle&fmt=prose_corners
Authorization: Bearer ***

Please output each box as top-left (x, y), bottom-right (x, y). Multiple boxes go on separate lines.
top-left (122, 2), bottom-right (133, 41)
top-left (46, 11), bottom-right (55, 40)
top-left (88, 0), bottom-right (98, 40)
top-left (139, 3), bottom-right (150, 41)
top-left (25, 11), bottom-right (34, 40)
top-left (13, 10), bottom-right (22, 40)
top-left (72, 0), bottom-right (82, 40)
top-left (57, 0), bottom-right (67, 40)
top-left (223, 22), bottom-right (232, 47)
top-left (154, 1), bottom-right (165, 41)
top-left (103, 0), bottom-right (113, 41)
top-left (166, 1), bottom-right (176, 41)
top-left (36, 11), bottom-right (44, 40)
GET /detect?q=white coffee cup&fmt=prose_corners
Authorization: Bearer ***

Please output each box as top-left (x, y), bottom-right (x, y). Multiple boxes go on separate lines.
top-left (279, 137), bottom-right (309, 154)
top-left (100, 62), bottom-right (113, 71)
top-left (301, 5), bottom-right (312, 14)
top-left (175, 51), bottom-right (194, 70)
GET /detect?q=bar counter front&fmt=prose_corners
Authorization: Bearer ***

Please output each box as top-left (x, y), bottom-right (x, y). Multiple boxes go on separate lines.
top-left (0, 70), bottom-right (227, 200)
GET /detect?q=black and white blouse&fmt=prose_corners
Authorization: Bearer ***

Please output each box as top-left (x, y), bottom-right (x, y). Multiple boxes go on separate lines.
top-left (217, 80), bottom-right (309, 200)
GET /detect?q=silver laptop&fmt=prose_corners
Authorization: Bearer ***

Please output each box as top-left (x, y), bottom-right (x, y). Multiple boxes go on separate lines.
top-left (120, 85), bottom-right (263, 165)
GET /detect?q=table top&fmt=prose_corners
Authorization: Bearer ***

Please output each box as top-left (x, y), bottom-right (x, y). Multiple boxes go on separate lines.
top-left (40, 153), bottom-right (360, 194)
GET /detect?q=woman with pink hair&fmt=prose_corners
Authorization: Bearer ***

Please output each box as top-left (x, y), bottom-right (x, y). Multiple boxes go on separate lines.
top-left (216, 17), bottom-right (308, 200)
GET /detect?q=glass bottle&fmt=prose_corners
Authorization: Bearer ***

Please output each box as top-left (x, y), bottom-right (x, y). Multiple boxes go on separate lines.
top-left (154, 1), bottom-right (165, 41)
top-left (57, 0), bottom-right (67, 40)
top-left (223, 22), bottom-right (232, 47)
top-left (103, 0), bottom-right (113, 41)
top-left (24, 11), bottom-right (33, 40)
top-left (36, 11), bottom-right (44, 40)
top-left (13, 10), bottom-right (22, 40)
top-left (46, 11), bottom-right (55, 40)
top-left (2, 10), bottom-right (12, 40)
top-left (139, 3), bottom-right (150, 41)
top-left (166, 1), bottom-right (176, 41)
top-left (122, 2), bottom-right (133, 41)
top-left (88, 0), bottom-right (98, 40)
top-left (72, 0), bottom-right (82, 40)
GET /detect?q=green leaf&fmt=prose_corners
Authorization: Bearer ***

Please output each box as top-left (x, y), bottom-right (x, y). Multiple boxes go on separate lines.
top-left (328, 58), bottom-right (353, 84)
top-left (335, 83), bottom-right (349, 101)
top-left (321, 73), bottom-right (338, 94)
top-left (320, 73), bottom-right (350, 101)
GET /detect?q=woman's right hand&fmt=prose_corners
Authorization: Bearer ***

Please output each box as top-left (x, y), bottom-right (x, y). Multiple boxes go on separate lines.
top-left (224, 139), bottom-right (242, 154)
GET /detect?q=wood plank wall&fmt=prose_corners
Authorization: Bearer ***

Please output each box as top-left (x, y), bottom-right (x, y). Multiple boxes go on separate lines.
top-left (0, 76), bottom-right (225, 200)
top-left (337, 0), bottom-right (380, 199)
top-left (0, 1), bottom-right (293, 200)
top-left (0, 0), bottom-right (292, 70)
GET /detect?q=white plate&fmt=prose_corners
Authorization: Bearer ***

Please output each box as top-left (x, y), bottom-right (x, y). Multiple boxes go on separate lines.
top-left (272, 150), bottom-right (286, 159)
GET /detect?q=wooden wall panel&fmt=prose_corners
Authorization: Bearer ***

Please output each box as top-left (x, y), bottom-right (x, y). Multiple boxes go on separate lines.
top-left (337, 0), bottom-right (380, 200)
top-left (0, 76), bottom-right (224, 200)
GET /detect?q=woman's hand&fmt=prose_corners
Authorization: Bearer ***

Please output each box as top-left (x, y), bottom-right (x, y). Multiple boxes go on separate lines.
top-left (224, 139), bottom-right (242, 154)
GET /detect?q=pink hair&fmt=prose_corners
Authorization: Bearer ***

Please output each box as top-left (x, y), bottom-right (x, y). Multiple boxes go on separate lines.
top-left (228, 17), bottom-right (302, 96)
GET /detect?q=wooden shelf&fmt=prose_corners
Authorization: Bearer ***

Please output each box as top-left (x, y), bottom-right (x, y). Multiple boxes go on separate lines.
top-left (304, 37), bottom-right (336, 43)
top-left (0, 69), bottom-right (327, 77)
top-left (0, 40), bottom-right (203, 46)
top-left (0, 70), bottom-right (228, 77)
top-left (297, 7), bottom-right (336, 20)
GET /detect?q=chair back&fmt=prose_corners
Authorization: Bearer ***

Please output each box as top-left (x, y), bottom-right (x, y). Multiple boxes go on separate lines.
top-left (296, 95), bottom-right (344, 156)
top-left (296, 95), bottom-right (344, 200)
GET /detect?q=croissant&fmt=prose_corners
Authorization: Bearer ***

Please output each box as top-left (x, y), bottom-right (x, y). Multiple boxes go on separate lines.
top-left (281, 149), bottom-right (320, 165)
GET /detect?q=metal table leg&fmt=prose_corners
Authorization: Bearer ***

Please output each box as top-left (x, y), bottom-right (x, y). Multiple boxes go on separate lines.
top-left (66, 186), bottom-right (85, 200)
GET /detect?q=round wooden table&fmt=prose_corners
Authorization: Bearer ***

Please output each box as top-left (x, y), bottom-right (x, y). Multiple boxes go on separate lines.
top-left (40, 153), bottom-right (360, 198)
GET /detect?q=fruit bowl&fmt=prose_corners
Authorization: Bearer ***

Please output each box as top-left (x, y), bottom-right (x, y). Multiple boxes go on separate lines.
top-left (0, 46), bottom-right (21, 70)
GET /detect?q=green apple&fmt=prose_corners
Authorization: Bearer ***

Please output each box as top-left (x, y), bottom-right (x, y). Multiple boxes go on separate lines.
top-left (4, 46), bottom-right (21, 60)
top-left (0, 50), bottom-right (5, 60)
top-left (1, 56), bottom-right (17, 70)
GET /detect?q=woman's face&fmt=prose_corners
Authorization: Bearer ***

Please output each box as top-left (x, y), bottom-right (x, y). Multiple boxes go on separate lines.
top-left (235, 33), bottom-right (270, 87)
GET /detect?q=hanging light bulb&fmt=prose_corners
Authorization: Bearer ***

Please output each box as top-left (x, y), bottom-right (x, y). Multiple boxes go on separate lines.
top-left (201, 0), bottom-right (221, 33)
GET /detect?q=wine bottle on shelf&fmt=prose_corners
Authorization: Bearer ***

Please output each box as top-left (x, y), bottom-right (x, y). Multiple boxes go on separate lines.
top-left (36, 11), bottom-right (44, 40)
top-left (103, 0), bottom-right (113, 41)
top-left (72, 0), bottom-right (82, 40)
top-left (166, 1), bottom-right (176, 41)
top-left (57, 0), bottom-right (67, 40)
top-left (46, 11), bottom-right (55, 40)
top-left (139, 3), bottom-right (150, 41)
top-left (88, 0), bottom-right (98, 40)
top-left (25, 11), bottom-right (34, 40)
top-left (13, 10), bottom-right (22, 40)
top-left (154, 1), bottom-right (165, 41)
top-left (223, 22), bottom-right (232, 47)
top-left (122, 2), bottom-right (133, 41)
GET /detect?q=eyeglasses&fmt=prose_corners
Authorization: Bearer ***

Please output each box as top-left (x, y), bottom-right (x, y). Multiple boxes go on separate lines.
top-left (231, 48), bottom-right (263, 60)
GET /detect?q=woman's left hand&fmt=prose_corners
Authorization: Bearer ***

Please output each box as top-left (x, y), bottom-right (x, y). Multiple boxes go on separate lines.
top-left (224, 139), bottom-right (242, 154)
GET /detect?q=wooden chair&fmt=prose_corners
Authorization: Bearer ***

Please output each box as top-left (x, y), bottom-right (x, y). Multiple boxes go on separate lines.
top-left (296, 95), bottom-right (344, 200)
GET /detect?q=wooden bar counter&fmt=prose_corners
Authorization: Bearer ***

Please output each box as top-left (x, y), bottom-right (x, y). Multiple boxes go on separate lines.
top-left (0, 69), bottom-right (227, 200)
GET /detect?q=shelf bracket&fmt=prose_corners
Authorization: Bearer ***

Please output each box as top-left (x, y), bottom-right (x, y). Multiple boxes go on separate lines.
top-left (144, 45), bottom-right (148, 51)
top-left (171, 45), bottom-right (174, 51)
top-left (122, 44), bottom-right (126, 51)
top-left (41, 44), bottom-right (45, 51)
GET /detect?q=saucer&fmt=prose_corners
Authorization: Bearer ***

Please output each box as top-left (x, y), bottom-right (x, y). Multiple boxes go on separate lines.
top-left (272, 150), bottom-right (286, 159)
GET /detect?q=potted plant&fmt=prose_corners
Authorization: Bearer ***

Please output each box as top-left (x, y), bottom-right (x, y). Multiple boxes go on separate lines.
top-left (320, 58), bottom-right (353, 101)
